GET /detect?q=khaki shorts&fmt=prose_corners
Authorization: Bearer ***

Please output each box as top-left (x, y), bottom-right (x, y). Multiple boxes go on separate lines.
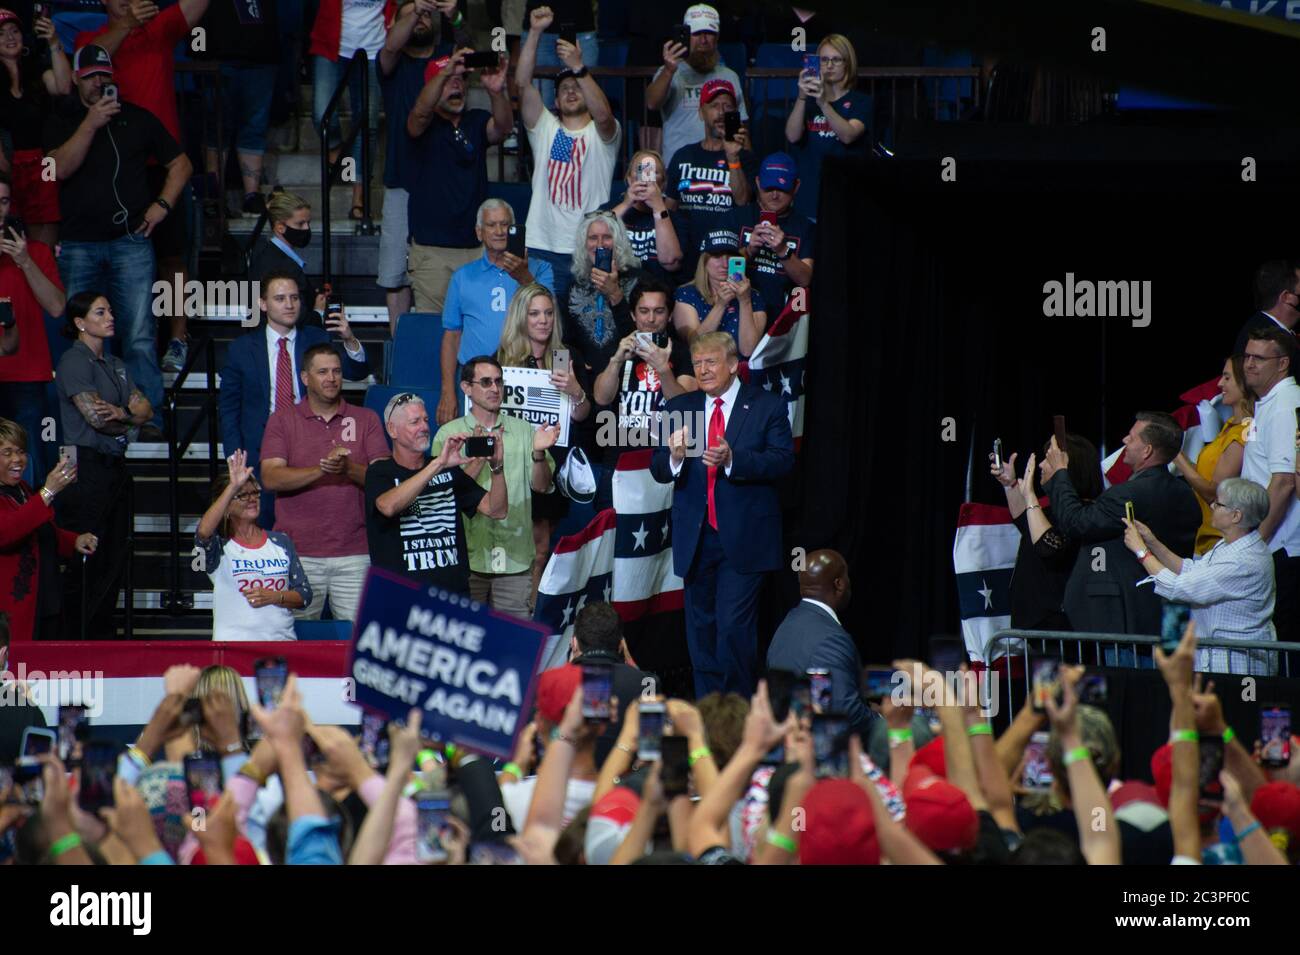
top-left (408, 242), bottom-right (481, 313)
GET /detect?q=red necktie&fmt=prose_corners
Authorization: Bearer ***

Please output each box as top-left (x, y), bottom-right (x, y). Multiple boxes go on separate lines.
top-left (275, 337), bottom-right (294, 412)
top-left (707, 396), bottom-right (725, 530)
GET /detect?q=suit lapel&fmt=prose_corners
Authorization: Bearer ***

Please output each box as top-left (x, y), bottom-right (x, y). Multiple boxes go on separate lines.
top-left (725, 384), bottom-right (752, 448)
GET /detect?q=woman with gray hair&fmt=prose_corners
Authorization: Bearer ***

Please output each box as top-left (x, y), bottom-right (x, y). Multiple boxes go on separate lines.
top-left (562, 210), bottom-right (642, 374)
top-left (1123, 477), bottom-right (1277, 675)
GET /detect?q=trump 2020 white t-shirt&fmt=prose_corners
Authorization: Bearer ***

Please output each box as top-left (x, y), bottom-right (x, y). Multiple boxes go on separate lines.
top-left (196, 531), bottom-right (312, 641)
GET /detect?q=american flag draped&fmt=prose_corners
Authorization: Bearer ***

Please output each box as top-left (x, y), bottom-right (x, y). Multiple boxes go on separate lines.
top-left (547, 129), bottom-right (586, 210)
top-left (740, 297), bottom-right (809, 449)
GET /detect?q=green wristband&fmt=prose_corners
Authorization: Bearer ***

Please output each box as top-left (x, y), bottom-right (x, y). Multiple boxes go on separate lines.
top-left (1222, 726), bottom-right (1236, 745)
top-left (49, 833), bottom-right (83, 859)
top-left (689, 746), bottom-right (712, 767)
top-left (888, 728), bottom-right (913, 743)
top-left (966, 723), bottom-right (994, 737)
top-left (417, 748), bottom-right (439, 766)
top-left (451, 10), bottom-right (464, 26)
top-left (765, 830), bottom-right (797, 854)
top-left (1063, 746), bottom-right (1092, 766)
top-left (501, 762), bottom-right (523, 779)
top-left (1170, 729), bottom-right (1199, 744)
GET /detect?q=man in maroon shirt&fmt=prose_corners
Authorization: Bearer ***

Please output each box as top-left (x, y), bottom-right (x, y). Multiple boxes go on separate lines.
top-left (75, 0), bottom-right (211, 373)
top-left (259, 343), bottom-right (391, 622)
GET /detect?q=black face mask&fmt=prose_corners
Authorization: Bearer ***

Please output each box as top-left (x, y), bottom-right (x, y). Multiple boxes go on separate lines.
top-left (282, 225), bottom-right (311, 249)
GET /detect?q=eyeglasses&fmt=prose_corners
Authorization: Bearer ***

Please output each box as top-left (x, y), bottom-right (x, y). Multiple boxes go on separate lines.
top-left (233, 491), bottom-right (261, 502)
top-left (473, 377), bottom-right (504, 388)
top-left (819, 55), bottom-right (845, 65)
top-left (1209, 500), bottom-right (1239, 512)
top-left (386, 392), bottom-right (419, 420)
top-left (1242, 352), bottom-right (1283, 365)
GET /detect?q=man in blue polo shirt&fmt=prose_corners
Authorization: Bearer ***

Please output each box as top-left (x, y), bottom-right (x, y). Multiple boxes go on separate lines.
top-left (405, 47), bottom-right (514, 315)
top-left (435, 198), bottom-right (555, 425)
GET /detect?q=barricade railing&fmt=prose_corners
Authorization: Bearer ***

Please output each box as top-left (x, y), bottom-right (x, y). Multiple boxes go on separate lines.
top-left (984, 628), bottom-right (1300, 718)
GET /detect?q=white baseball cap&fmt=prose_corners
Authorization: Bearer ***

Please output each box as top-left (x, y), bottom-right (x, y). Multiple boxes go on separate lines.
top-left (684, 3), bottom-right (720, 34)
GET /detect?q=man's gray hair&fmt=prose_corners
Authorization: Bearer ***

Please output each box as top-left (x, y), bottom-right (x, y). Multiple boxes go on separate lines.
top-left (476, 198), bottom-right (515, 231)
top-left (1217, 477), bottom-right (1270, 530)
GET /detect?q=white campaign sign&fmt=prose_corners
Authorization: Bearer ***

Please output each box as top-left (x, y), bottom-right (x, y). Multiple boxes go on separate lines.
top-left (464, 365), bottom-right (571, 447)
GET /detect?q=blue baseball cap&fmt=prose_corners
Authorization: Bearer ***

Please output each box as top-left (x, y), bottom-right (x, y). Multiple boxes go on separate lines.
top-left (757, 153), bottom-right (798, 191)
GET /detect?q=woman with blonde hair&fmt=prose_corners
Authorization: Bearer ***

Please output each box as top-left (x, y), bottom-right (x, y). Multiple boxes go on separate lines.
top-left (497, 282), bottom-right (592, 610)
top-left (672, 229), bottom-right (766, 358)
top-left (195, 448), bottom-right (312, 642)
top-left (784, 32), bottom-right (870, 220)
top-left (248, 191), bottom-right (326, 319)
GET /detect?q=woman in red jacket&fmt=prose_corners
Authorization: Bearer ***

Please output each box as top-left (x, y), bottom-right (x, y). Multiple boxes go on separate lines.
top-left (0, 418), bottom-right (96, 641)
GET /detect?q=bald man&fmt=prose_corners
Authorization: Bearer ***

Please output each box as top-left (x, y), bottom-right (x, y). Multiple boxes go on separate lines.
top-left (765, 549), bottom-right (874, 731)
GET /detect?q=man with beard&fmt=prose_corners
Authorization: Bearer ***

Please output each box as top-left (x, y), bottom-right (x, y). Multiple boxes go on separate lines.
top-left (379, 0), bottom-right (477, 332)
top-left (646, 4), bottom-right (747, 171)
top-left (405, 46), bottom-right (514, 314)
top-left (260, 343), bottom-right (390, 622)
top-left (516, 5), bottom-right (620, 309)
top-left (366, 392), bottom-right (507, 594)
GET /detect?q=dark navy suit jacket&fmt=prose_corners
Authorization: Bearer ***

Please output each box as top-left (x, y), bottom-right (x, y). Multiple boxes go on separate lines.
top-left (218, 325), bottom-right (370, 469)
top-left (767, 600), bottom-right (875, 732)
top-left (649, 381), bottom-right (795, 576)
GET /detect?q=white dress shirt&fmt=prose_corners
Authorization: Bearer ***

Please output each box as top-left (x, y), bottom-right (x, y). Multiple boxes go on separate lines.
top-left (1153, 531), bottom-right (1277, 675)
top-left (669, 375), bottom-right (741, 477)
top-left (1240, 375), bottom-right (1300, 556)
top-left (802, 598), bottom-right (841, 626)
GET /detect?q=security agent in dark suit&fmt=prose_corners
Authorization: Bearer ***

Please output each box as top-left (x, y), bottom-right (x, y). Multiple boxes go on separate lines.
top-left (1043, 412), bottom-right (1201, 642)
top-left (248, 191), bottom-right (325, 327)
top-left (650, 331), bottom-right (795, 698)
top-left (569, 602), bottom-right (659, 765)
top-left (1232, 260), bottom-right (1300, 357)
top-left (766, 549), bottom-right (875, 732)
top-left (218, 270), bottom-right (370, 528)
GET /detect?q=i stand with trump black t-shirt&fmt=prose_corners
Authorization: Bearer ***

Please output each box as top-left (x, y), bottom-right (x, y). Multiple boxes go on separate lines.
top-left (364, 457), bottom-right (486, 595)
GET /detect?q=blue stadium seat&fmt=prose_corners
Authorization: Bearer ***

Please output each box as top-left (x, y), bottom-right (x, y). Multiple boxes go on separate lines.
top-left (751, 42), bottom-right (802, 115)
top-left (387, 312), bottom-right (443, 391)
top-left (363, 386), bottom-right (440, 450)
top-left (294, 620), bottom-right (354, 641)
top-left (720, 41), bottom-right (749, 80)
top-left (921, 47), bottom-right (974, 121)
top-left (488, 181), bottom-right (533, 226)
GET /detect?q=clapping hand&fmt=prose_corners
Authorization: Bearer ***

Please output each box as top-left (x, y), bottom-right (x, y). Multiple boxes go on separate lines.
top-left (1016, 451), bottom-right (1038, 502)
top-left (532, 423), bottom-right (560, 452)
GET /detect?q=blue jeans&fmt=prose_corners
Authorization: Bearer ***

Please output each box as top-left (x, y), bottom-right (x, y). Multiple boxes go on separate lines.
top-left (520, 31), bottom-right (600, 110)
top-left (58, 237), bottom-right (162, 429)
top-left (206, 63), bottom-right (277, 155)
top-left (526, 247), bottom-right (574, 312)
top-left (313, 53), bottom-right (381, 175)
top-left (0, 380), bottom-right (49, 485)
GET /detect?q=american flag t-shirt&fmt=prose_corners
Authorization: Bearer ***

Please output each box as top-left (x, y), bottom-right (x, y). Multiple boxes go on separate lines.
top-left (547, 129), bottom-right (587, 210)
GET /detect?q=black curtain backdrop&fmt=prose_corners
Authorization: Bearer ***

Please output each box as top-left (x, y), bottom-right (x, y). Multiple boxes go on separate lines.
top-left (797, 133), bottom-right (1300, 668)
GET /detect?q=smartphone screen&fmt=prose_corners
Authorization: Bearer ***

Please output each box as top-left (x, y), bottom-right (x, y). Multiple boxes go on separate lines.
top-left (469, 842), bottom-right (524, 865)
top-left (766, 670), bottom-right (796, 722)
top-left (727, 256), bottom-right (746, 284)
top-left (506, 225), bottom-right (526, 258)
top-left (361, 711), bottom-right (387, 766)
top-left (1031, 658), bottom-right (1061, 713)
top-left (254, 657), bottom-right (288, 709)
top-left (581, 663), bottom-right (613, 721)
top-left (1260, 705), bottom-right (1293, 769)
top-left (184, 752), bottom-right (224, 814)
top-left (807, 669), bottom-right (833, 714)
top-left (58, 705), bottom-right (89, 761)
top-left (1077, 673), bottom-right (1108, 706)
top-left (637, 702), bottom-right (666, 762)
top-left (0, 300), bottom-right (13, 329)
top-left (1198, 737), bottom-right (1225, 805)
top-left (1022, 731), bottom-right (1053, 791)
top-left (1160, 602), bottom-right (1191, 654)
top-left (928, 637), bottom-right (965, 673)
top-left (790, 677), bottom-right (812, 719)
top-left (863, 668), bottom-right (896, 700)
top-left (20, 727), bottom-right (55, 759)
top-left (78, 741), bottom-right (120, 814)
top-left (660, 735), bottom-right (690, 797)
top-left (637, 159), bottom-right (656, 183)
top-left (812, 714), bottom-right (850, 779)
top-left (417, 795), bottom-right (452, 863)
top-left (801, 53), bottom-right (820, 77)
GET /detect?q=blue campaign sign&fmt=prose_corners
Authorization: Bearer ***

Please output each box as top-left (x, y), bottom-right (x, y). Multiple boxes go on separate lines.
top-left (349, 569), bottom-right (549, 759)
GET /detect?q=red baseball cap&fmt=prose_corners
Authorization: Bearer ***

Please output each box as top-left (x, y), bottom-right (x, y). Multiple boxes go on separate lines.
top-left (799, 779), bottom-right (879, 865)
top-left (909, 736), bottom-right (946, 778)
top-left (1251, 781), bottom-right (1300, 837)
top-left (903, 769), bottom-right (979, 853)
top-left (699, 77), bottom-right (736, 106)
top-left (536, 664), bottom-right (581, 724)
top-left (193, 835), bottom-right (260, 865)
top-left (1150, 743), bottom-right (1173, 806)
top-left (0, 9), bottom-right (20, 28)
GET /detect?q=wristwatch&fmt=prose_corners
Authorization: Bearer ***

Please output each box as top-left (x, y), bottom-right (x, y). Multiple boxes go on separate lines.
top-left (657, 209), bottom-right (670, 220)
top-left (1135, 548), bottom-right (1149, 560)
top-left (570, 66), bottom-right (589, 79)
top-left (153, 196), bottom-right (172, 212)
top-left (489, 462), bottom-right (504, 475)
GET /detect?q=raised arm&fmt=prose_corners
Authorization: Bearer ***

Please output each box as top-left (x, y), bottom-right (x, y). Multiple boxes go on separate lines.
top-left (514, 6), bottom-right (550, 130)
top-left (407, 49), bottom-right (464, 138)
top-left (1158, 622), bottom-right (1201, 863)
top-left (348, 710), bottom-right (423, 864)
top-left (556, 38), bottom-right (616, 141)
top-left (1045, 678), bottom-right (1119, 864)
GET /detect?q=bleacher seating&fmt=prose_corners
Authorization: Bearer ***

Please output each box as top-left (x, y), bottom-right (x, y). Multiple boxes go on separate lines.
top-left (386, 312), bottom-right (443, 391)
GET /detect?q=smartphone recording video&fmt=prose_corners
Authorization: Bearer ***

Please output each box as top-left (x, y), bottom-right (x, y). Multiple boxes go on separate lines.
top-left (58, 704), bottom-right (89, 761)
top-left (637, 700), bottom-right (666, 762)
top-left (660, 735), bottom-right (690, 797)
top-left (254, 657), bottom-right (288, 709)
top-left (1260, 705), bottom-right (1292, 769)
top-left (807, 668), bottom-right (833, 714)
top-left (812, 714), bottom-right (850, 779)
top-left (184, 752), bottom-right (224, 814)
top-left (581, 662), bottom-right (613, 721)
top-left (1160, 602), bottom-right (1191, 654)
top-left (417, 794), bottom-right (452, 863)
top-left (1031, 658), bottom-right (1061, 713)
top-left (77, 741), bottom-right (120, 814)
top-left (1021, 731), bottom-right (1053, 791)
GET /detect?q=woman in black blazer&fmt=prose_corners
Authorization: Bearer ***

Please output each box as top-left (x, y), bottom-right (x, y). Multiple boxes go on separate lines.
top-left (248, 191), bottom-right (324, 326)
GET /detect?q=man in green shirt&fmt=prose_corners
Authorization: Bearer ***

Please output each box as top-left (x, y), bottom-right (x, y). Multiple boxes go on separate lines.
top-left (431, 354), bottom-right (559, 619)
